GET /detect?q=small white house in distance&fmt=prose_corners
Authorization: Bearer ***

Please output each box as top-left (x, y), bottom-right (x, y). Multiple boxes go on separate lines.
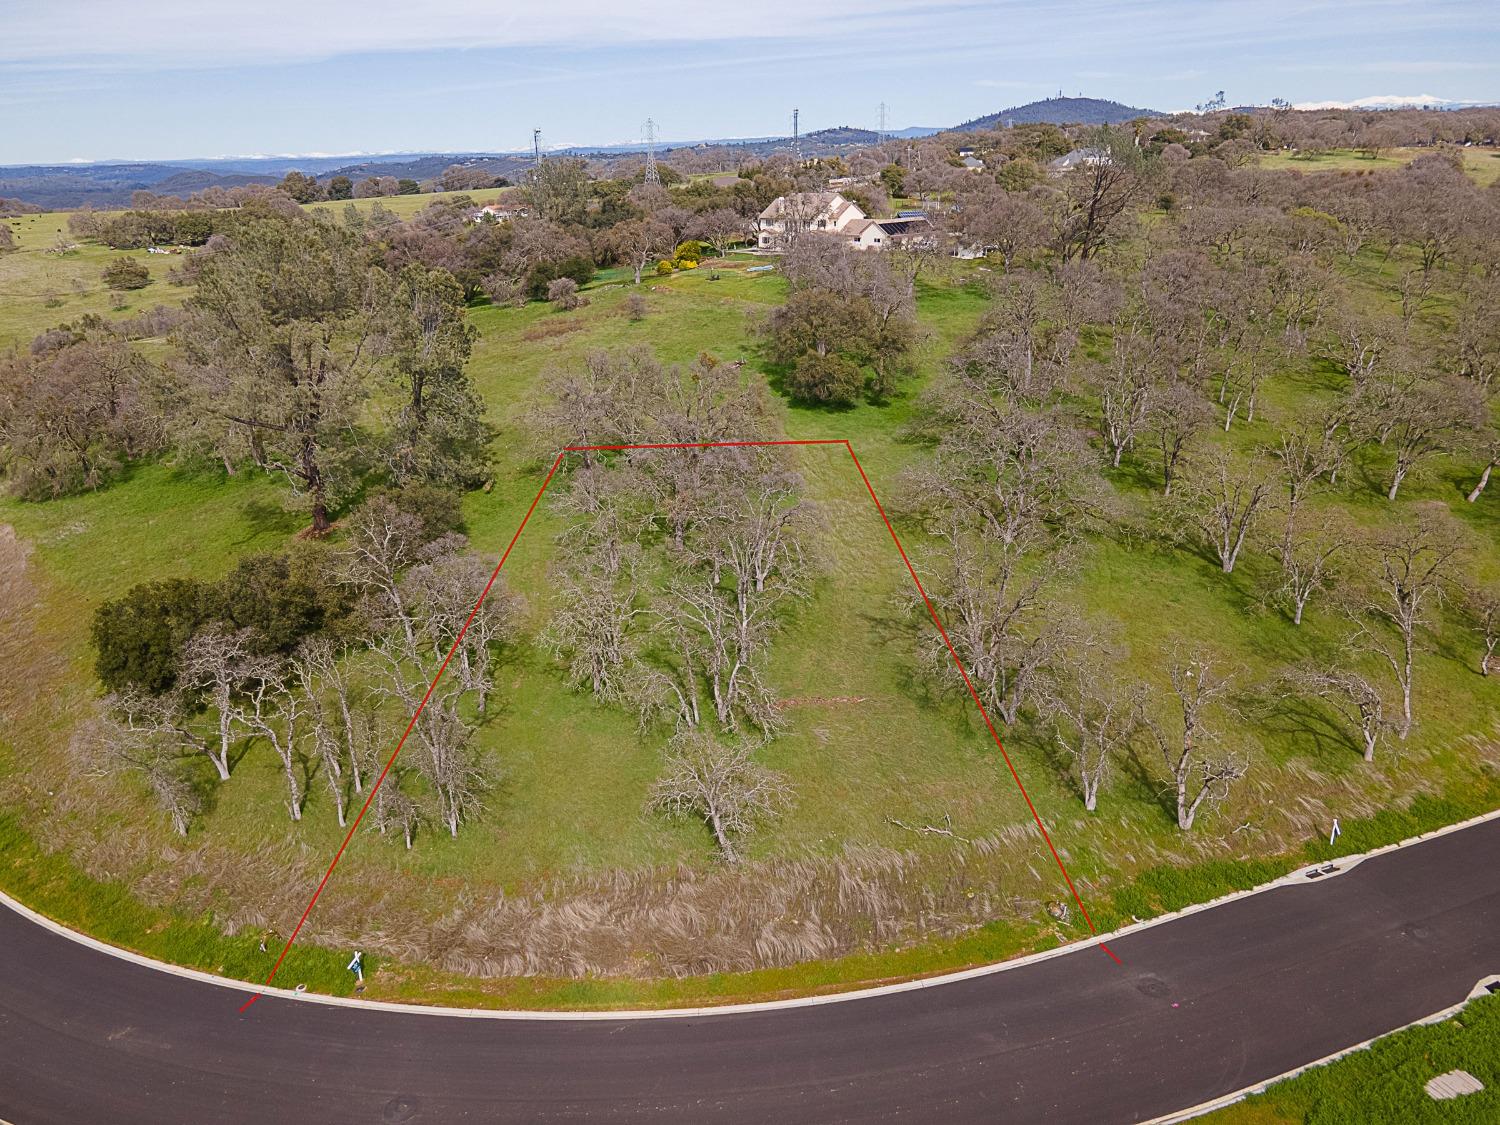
top-left (1047, 147), bottom-right (1110, 174)
top-left (757, 192), bottom-right (867, 248)
top-left (470, 203), bottom-right (528, 223)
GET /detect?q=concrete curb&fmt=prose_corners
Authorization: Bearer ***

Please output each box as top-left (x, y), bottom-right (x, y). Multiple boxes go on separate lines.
top-left (2, 805), bottom-right (1496, 1023)
top-left (1140, 975), bottom-right (1500, 1124)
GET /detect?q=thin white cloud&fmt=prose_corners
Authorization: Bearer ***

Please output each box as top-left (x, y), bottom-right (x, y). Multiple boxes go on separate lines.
top-left (3, 0), bottom-right (972, 65)
top-left (3, 0), bottom-right (1486, 71)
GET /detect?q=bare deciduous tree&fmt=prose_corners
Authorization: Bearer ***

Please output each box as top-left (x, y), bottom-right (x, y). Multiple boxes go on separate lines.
top-left (1037, 658), bottom-right (1144, 811)
top-left (544, 561), bottom-right (646, 701)
top-left (1088, 323), bottom-right (1157, 468)
top-left (1155, 656), bottom-right (1247, 831)
top-left (915, 524), bottom-right (1078, 726)
top-left (402, 549), bottom-right (521, 716)
top-left (656, 478), bottom-right (809, 737)
top-left (906, 394), bottom-right (1098, 552)
top-left (1462, 585), bottom-right (1500, 677)
top-left (1285, 656), bottom-right (1392, 762)
top-left (232, 656), bottom-right (306, 820)
top-left (1047, 126), bottom-right (1150, 262)
top-left (1168, 449), bottom-right (1273, 574)
top-left (1271, 421), bottom-right (1346, 552)
top-left (684, 208), bottom-right (750, 258)
top-left (290, 640), bottom-right (350, 825)
top-left (179, 625), bottom-right (257, 780)
top-left (74, 691), bottom-right (202, 835)
top-left (1148, 380), bottom-right (1213, 494)
top-left (1355, 517), bottom-right (1465, 739)
top-left (1465, 426), bottom-right (1498, 504)
top-left (336, 496), bottom-right (433, 646)
top-left (1270, 525), bottom-right (1343, 625)
top-left (369, 760), bottom-right (421, 849)
top-left (1353, 372), bottom-right (1486, 501)
top-left (605, 218), bottom-right (675, 285)
top-left (944, 182), bottom-right (1047, 270)
top-left (647, 730), bottom-right (792, 863)
top-left (547, 276), bottom-right (582, 311)
top-left (296, 634), bottom-right (365, 795)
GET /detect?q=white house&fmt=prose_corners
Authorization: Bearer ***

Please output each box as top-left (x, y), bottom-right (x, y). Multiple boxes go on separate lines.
top-left (758, 192), bottom-right (935, 252)
top-left (470, 203), bottom-right (528, 223)
top-left (757, 192), bottom-right (867, 248)
top-left (842, 216), bottom-right (935, 250)
top-left (1047, 147), bottom-right (1110, 175)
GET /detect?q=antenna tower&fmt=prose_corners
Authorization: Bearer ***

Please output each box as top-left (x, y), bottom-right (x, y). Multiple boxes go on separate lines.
top-left (792, 107), bottom-right (800, 158)
top-left (532, 128), bottom-right (543, 165)
top-left (642, 117), bottom-right (660, 186)
top-left (877, 101), bottom-right (888, 143)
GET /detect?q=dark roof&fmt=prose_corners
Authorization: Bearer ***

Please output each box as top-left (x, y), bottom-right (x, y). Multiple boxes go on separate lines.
top-left (875, 218), bottom-right (932, 237)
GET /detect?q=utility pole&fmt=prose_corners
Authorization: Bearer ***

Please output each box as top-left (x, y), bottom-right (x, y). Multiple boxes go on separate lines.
top-left (532, 128), bottom-right (543, 166)
top-left (642, 117), bottom-right (660, 186)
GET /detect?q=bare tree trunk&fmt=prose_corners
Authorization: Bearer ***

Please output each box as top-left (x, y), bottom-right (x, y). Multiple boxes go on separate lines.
top-left (1398, 636), bottom-right (1414, 740)
top-left (281, 743), bottom-right (303, 820)
top-left (1468, 461), bottom-right (1494, 503)
top-left (302, 435), bottom-right (331, 534)
top-left (710, 810), bottom-right (737, 863)
top-left (210, 720), bottom-right (232, 781)
top-left (1176, 763), bottom-right (1194, 831)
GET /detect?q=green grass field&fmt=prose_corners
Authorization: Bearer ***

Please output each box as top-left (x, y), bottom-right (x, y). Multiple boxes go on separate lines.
top-left (0, 211), bottom-right (187, 344)
top-left (1256, 145), bottom-right (1500, 187)
top-left (1, 184), bottom-right (1498, 1008)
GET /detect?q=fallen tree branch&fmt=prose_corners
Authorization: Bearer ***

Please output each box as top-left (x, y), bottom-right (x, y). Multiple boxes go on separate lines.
top-left (888, 814), bottom-right (970, 843)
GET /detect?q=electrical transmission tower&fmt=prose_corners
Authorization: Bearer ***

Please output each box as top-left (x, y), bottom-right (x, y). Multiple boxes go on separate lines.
top-left (642, 117), bottom-right (660, 186)
top-left (532, 128), bottom-right (543, 166)
top-left (877, 102), bottom-right (888, 143)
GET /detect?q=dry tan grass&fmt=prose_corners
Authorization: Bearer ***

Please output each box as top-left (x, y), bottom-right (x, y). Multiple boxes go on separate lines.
top-left (520, 318), bottom-right (586, 342)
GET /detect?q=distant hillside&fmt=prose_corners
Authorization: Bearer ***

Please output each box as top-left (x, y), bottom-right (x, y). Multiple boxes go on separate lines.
top-left (803, 125), bottom-right (881, 145)
top-left (956, 96), bottom-right (1161, 131)
top-left (0, 163), bottom-right (278, 210)
top-left (325, 153), bottom-right (533, 182)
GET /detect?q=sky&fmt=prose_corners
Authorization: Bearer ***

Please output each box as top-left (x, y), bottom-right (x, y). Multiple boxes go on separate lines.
top-left (2, 0), bottom-right (1498, 165)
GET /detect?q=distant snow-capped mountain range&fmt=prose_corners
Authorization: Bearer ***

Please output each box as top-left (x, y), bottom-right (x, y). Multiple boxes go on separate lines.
top-left (1291, 94), bottom-right (1488, 111)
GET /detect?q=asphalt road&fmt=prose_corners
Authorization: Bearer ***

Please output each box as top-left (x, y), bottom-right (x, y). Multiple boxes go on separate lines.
top-left (2, 817), bottom-right (1497, 1125)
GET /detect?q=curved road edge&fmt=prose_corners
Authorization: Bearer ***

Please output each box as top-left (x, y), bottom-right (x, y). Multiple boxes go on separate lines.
top-left (1145, 973), bottom-right (1500, 1123)
top-left (2, 805), bottom-right (1497, 1022)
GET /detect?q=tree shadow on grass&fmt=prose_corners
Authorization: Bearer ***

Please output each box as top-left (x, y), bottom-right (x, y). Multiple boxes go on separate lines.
top-left (1246, 693), bottom-right (1363, 772)
top-left (1021, 714), bottom-right (1091, 807)
top-left (232, 498), bottom-right (302, 545)
top-left (1118, 736), bottom-right (1176, 826)
top-left (184, 757), bottom-right (225, 819)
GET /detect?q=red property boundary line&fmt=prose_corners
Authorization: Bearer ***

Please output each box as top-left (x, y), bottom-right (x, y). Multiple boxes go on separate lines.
top-left (239, 438), bottom-right (1116, 1012)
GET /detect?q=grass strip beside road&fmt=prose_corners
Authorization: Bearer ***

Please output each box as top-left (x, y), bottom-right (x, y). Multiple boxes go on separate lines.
top-left (3, 776), bottom-right (1496, 1012)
